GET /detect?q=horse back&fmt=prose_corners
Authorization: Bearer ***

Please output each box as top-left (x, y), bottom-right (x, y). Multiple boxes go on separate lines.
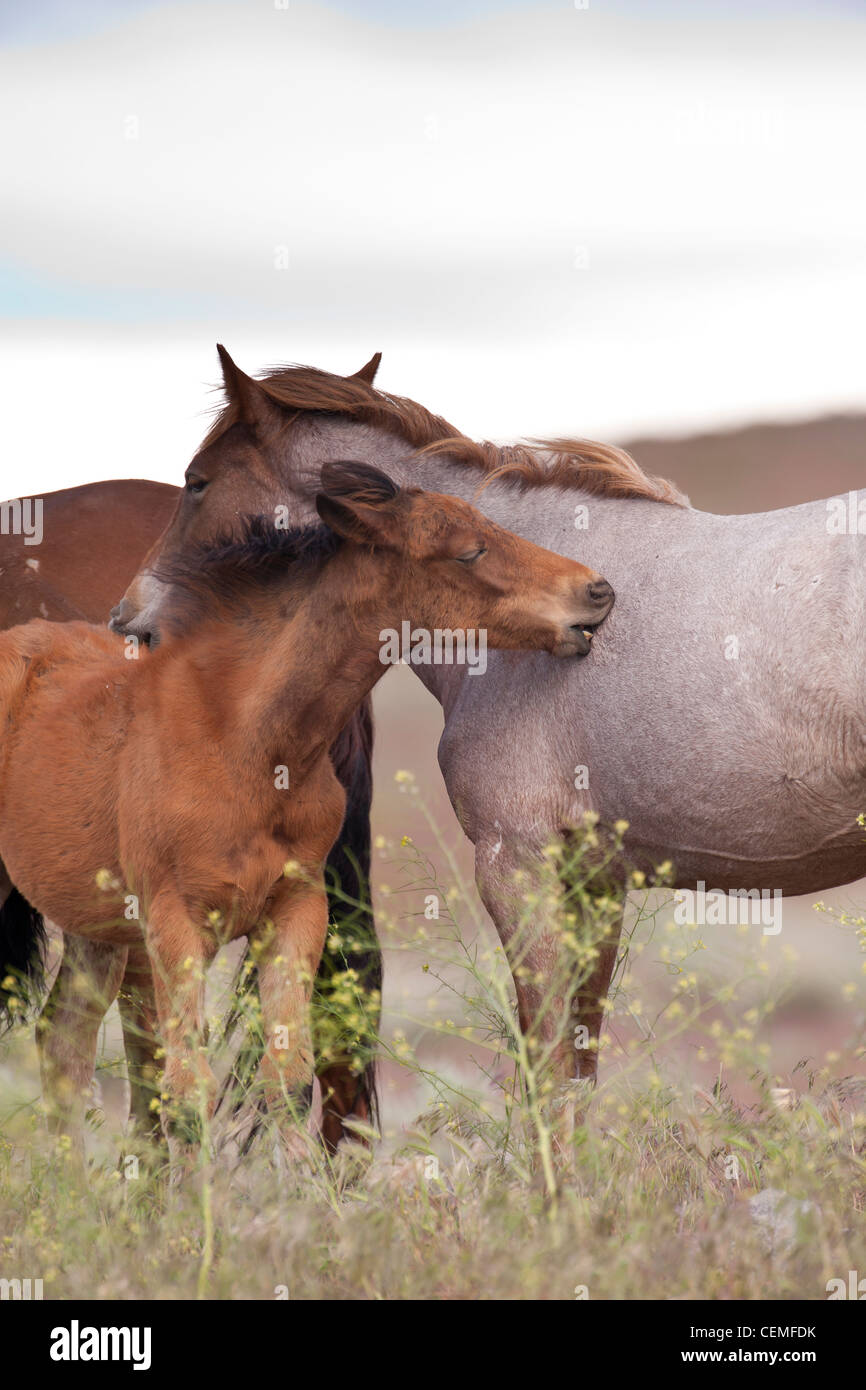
top-left (0, 479), bottom-right (178, 628)
top-left (0, 619), bottom-right (123, 726)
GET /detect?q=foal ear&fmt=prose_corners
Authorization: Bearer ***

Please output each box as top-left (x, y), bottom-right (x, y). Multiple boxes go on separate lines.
top-left (316, 460), bottom-right (401, 545)
top-left (348, 352), bottom-right (382, 385)
top-left (216, 344), bottom-right (285, 438)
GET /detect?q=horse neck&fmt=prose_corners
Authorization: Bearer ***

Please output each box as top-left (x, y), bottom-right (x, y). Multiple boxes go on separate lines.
top-left (190, 551), bottom-right (399, 782)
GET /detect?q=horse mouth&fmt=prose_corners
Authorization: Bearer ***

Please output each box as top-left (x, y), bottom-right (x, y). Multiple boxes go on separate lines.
top-left (552, 623), bottom-right (598, 658)
top-left (572, 624), bottom-right (597, 657)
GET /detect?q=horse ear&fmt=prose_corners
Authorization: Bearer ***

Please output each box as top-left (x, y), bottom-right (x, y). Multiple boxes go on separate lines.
top-left (348, 352), bottom-right (382, 385)
top-left (316, 460), bottom-right (401, 544)
top-left (320, 460), bottom-right (399, 503)
top-left (216, 344), bottom-right (284, 437)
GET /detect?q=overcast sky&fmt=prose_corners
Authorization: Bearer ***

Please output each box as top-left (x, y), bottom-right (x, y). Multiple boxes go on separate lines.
top-left (2, 0), bottom-right (865, 496)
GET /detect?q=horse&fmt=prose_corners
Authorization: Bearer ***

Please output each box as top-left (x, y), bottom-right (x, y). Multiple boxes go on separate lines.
top-left (0, 461), bottom-right (614, 1170)
top-left (0, 354), bottom-right (384, 1153)
top-left (113, 347), bottom-right (866, 1118)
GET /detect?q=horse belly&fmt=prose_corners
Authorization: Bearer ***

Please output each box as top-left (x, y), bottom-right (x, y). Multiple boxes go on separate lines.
top-left (588, 734), bottom-right (866, 894)
top-left (439, 671), bottom-right (866, 898)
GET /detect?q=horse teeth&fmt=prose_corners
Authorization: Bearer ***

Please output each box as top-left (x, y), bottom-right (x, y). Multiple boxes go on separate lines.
top-left (583, 629), bottom-right (593, 639)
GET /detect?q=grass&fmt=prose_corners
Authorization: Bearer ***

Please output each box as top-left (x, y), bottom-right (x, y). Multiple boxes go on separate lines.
top-left (1, 789), bottom-right (865, 1301)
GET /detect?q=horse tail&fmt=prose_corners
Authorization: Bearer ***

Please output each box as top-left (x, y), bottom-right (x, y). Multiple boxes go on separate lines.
top-left (0, 881), bottom-right (47, 1031)
top-left (318, 697), bottom-right (381, 1147)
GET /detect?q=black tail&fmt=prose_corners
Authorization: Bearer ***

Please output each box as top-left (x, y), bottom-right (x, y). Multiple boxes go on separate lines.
top-left (0, 886), bottom-right (47, 1031)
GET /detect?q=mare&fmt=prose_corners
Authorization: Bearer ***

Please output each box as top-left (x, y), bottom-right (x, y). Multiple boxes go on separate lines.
top-left (114, 348), bottom-right (866, 1118)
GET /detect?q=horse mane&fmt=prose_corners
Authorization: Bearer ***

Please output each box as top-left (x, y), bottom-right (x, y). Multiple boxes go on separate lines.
top-left (155, 516), bottom-right (342, 631)
top-left (202, 364), bottom-right (688, 508)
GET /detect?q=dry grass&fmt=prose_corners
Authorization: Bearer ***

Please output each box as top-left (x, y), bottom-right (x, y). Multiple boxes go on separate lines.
top-left (1, 799), bottom-right (865, 1302)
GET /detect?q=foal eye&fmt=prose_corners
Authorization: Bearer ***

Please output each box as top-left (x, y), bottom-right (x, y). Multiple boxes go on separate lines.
top-left (457, 547), bottom-right (487, 565)
top-left (186, 477), bottom-right (208, 495)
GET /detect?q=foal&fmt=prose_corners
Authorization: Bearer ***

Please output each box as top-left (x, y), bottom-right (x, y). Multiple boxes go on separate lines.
top-left (0, 461), bottom-right (613, 1166)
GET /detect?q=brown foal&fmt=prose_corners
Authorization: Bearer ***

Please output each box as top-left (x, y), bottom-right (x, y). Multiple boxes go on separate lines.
top-left (0, 461), bottom-right (613, 1169)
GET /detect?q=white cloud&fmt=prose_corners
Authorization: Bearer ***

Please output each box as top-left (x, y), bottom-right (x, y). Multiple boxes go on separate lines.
top-left (1, 0), bottom-right (865, 497)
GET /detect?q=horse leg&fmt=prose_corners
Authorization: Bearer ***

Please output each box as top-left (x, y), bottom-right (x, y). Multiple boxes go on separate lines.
top-left (35, 934), bottom-right (128, 1152)
top-left (251, 882), bottom-right (330, 1160)
top-left (317, 713), bottom-right (380, 1152)
top-left (572, 904), bottom-right (624, 1081)
top-left (474, 832), bottom-right (621, 1161)
top-left (474, 836), bottom-right (574, 1093)
top-left (317, 850), bottom-right (380, 1152)
top-left (143, 893), bottom-right (217, 1171)
top-left (117, 945), bottom-right (163, 1146)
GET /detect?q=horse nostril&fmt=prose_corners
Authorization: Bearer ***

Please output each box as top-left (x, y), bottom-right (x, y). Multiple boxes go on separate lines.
top-left (588, 579), bottom-right (615, 607)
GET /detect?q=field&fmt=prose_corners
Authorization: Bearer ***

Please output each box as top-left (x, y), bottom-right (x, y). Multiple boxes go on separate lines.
top-left (2, 415), bottom-right (866, 1302)
top-left (1, 744), bottom-right (865, 1300)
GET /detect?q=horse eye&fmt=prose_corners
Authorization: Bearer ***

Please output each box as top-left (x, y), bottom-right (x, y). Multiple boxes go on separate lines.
top-left (457, 547), bottom-right (486, 565)
top-left (186, 477), bottom-right (208, 495)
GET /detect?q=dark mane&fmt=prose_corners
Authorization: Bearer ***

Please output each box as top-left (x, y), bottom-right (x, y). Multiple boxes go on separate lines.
top-left (202, 363), bottom-right (688, 508)
top-left (155, 516), bottom-right (341, 630)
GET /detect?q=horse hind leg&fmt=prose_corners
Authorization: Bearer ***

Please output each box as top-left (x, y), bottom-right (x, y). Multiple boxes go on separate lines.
top-left (316, 780), bottom-right (381, 1153)
top-left (36, 933), bottom-right (128, 1153)
top-left (571, 909), bottom-right (624, 1081)
top-left (315, 908), bottom-right (381, 1154)
top-left (315, 709), bottom-right (381, 1153)
top-left (117, 944), bottom-right (164, 1149)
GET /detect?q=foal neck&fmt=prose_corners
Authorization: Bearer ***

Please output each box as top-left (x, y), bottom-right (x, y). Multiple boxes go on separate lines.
top-left (182, 546), bottom-right (399, 786)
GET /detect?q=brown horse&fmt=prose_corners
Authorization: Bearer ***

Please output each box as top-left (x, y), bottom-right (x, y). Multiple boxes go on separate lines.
top-left (1, 479), bottom-right (180, 1147)
top-left (0, 375), bottom-right (381, 1152)
top-left (0, 462), bottom-right (614, 1169)
top-left (0, 480), bottom-right (177, 630)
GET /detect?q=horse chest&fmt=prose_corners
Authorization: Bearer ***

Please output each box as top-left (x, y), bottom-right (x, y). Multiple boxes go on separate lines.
top-left (190, 786), bottom-right (343, 931)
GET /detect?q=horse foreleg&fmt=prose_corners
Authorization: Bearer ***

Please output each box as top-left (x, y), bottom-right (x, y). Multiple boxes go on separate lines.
top-left (474, 833), bottom-right (622, 1164)
top-left (251, 882), bottom-right (329, 1162)
top-left (474, 837), bottom-right (574, 1093)
top-left (117, 945), bottom-right (163, 1146)
top-left (144, 893), bottom-right (217, 1172)
top-left (35, 934), bottom-right (128, 1152)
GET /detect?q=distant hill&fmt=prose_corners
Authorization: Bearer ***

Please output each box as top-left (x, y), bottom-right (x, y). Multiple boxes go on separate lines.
top-left (626, 413), bottom-right (866, 514)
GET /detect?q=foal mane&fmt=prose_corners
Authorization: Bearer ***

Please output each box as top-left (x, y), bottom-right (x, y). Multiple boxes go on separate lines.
top-left (203, 363), bottom-right (688, 508)
top-left (156, 516), bottom-right (341, 631)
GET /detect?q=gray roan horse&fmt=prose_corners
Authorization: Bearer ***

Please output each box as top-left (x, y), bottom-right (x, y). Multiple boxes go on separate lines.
top-left (112, 348), bottom-right (866, 1104)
